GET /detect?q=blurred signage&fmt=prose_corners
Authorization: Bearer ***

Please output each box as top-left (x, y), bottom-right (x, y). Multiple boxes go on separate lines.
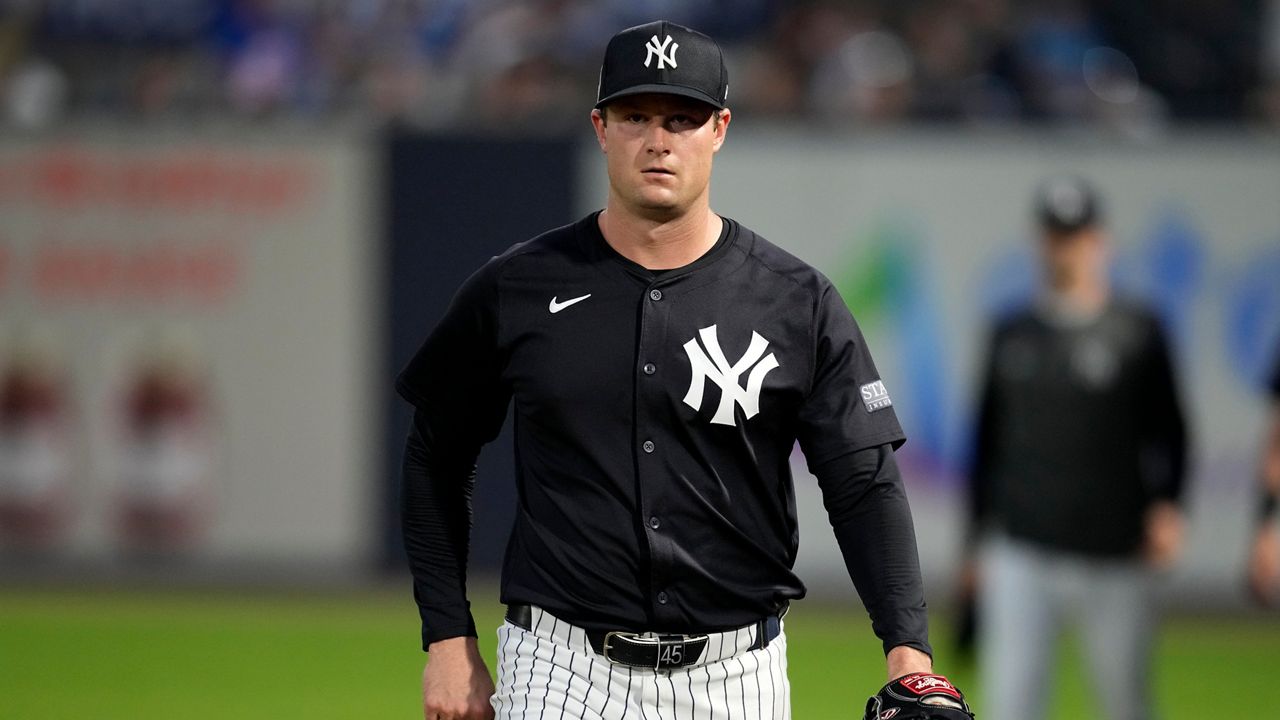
top-left (0, 132), bottom-right (377, 568)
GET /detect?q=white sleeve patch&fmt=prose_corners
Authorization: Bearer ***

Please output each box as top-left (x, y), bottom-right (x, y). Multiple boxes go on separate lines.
top-left (860, 380), bottom-right (893, 412)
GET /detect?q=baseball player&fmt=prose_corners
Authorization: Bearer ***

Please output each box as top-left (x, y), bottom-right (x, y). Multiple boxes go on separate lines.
top-left (397, 21), bottom-right (971, 720)
top-left (1247, 340), bottom-right (1280, 605)
top-left (963, 176), bottom-right (1188, 720)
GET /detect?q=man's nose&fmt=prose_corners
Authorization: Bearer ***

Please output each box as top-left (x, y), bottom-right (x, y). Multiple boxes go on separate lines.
top-left (645, 121), bottom-right (671, 154)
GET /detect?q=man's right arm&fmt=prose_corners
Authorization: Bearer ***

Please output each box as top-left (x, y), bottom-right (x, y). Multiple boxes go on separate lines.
top-left (403, 408), bottom-right (503, 720)
top-left (402, 412), bottom-right (482, 646)
top-left (397, 260), bottom-right (510, 719)
top-left (952, 326), bottom-right (1003, 658)
top-left (397, 259), bottom-right (510, 647)
top-left (966, 325), bottom-right (1005, 549)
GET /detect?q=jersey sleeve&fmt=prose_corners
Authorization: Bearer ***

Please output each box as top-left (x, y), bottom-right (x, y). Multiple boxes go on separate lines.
top-left (796, 282), bottom-right (906, 468)
top-left (396, 257), bottom-right (509, 438)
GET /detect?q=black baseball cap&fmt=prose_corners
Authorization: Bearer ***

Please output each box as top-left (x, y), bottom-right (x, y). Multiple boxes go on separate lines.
top-left (1034, 175), bottom-right (1102, 234)
top-left (596, 21), bottom-right (729, 110)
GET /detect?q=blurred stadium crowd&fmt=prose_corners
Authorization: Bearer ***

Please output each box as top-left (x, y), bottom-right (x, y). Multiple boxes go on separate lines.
top-left (1, 0), bottom-right (1278, 134)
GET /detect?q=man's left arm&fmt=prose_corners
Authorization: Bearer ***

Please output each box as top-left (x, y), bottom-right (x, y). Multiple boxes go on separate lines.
top-left (813, 443), bottom-right (932, 678)
top-left (817, 445), bottom-right (975, 718)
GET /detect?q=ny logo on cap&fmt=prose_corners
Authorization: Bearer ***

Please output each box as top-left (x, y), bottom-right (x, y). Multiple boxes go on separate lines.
top-left (644, 34), bottom-right (679, 70)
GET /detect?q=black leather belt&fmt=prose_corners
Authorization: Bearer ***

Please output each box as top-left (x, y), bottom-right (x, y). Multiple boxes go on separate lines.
top-left (504, 604), bottom-right (785, 670)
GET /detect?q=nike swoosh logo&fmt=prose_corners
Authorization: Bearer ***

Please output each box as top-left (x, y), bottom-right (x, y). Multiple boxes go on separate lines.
top-left (549, 294), bottom-right (592, 313)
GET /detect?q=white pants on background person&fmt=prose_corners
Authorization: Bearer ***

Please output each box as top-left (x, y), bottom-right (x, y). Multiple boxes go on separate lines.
top-left (492, 605), bottom-right (791, 720)
top-left (978, 535), bottom-right (1156, 720)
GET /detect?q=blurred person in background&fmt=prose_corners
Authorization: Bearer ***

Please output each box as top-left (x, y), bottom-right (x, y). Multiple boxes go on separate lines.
top-left (962, 176), bottom-right (1188, 720)
top-left (1248, 340), bottom-right (1280, 605)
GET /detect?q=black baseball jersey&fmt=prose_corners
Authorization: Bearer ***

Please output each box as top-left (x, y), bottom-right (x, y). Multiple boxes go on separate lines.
top-left (969, 298), bottom-right (1188, 556)
top-left (398, 212), bottom-right (927, 654)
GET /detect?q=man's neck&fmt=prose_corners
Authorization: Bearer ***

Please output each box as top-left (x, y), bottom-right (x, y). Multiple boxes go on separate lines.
top-left (598, 204), bottom-right (722, 271)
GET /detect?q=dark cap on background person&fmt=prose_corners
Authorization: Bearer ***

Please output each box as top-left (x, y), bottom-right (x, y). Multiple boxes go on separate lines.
top-left (596, 21), bottom-right (729, 110)
top-left (1034, 176), bottom-right (1103, 234)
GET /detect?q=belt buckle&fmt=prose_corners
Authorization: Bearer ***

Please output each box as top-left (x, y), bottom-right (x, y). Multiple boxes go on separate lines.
top-left (603, 632), bottom-right (702, 669)
top-left (600, 631), bottom-right (648, 666)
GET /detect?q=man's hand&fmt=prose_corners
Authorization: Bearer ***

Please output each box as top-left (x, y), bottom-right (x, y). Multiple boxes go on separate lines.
top-left (886, 645), bottom-right (933, 681)
top-left (422, 636), bottom-right (495, 720)
top-left (1249, 524), bottom-right (1280, 605)
top-left (1143, 501), bottom-right (1184, 570)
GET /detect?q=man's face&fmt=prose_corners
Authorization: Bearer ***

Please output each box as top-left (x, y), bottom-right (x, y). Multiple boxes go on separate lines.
top-left (1041, 225), bottom-right (1106, 288)
top-left (591, 93), bottom-right (729, 221)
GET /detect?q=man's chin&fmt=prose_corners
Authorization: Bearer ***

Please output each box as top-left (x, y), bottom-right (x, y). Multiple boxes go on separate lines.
top-left (636, 191), bottom-right (678, 207)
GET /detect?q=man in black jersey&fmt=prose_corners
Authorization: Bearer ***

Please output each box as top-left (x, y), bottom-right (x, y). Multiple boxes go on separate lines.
top-left (1248, 341), bottom-right (1280, 605)
top-left (396, 20), bottom-right (968, 720)
top-left (964, 176), bottom-right (1188, 720)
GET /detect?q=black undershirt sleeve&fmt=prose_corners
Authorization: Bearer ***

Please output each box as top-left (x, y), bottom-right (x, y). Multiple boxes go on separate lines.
top-left (402, 413), bottom-right (480, 649)
top-left (966, 327), bottom-right (1003, 543)
top-left (813, 442), bottom-right (932, 658)
top-left (1138, 319), bottom-right (1188, 504)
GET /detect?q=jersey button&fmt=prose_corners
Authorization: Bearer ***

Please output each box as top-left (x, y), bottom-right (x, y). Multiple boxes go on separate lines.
top-left (656, 591), bottom-right (669, 605)
top-left (649, 516), bottom-right (661, 529)
top-left (642, 363), bottom-right (656, 375)
top-left (649, 289), bottom-right (663, 301)
top-left (642, 440), bottom-right (655, 453)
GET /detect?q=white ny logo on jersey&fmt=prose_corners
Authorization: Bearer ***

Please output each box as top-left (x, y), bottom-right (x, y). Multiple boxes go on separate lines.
top-left (644, 34), bottom-right (679, 69)
top-left (682, 325), bottom-right (779, 426)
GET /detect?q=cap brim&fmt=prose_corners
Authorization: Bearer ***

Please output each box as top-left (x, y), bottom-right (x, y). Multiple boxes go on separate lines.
top-left (595, 84), bottom-right (724, 110)
top-left (1039, 213), bottom-right (1100, 234)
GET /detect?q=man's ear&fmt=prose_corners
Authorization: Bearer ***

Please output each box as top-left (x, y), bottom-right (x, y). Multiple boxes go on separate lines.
top-left (591, 109), bottom-right (608, 153)
top-left (712, 108), bottom-right (731, 152)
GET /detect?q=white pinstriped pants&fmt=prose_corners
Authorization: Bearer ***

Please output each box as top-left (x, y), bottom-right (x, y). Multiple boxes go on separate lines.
top-left (492, 606), bottom-right (792, 720)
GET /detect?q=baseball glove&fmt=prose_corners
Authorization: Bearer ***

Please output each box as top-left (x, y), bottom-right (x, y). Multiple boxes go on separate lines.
top-left (863, 672), bottom-right (974, 720)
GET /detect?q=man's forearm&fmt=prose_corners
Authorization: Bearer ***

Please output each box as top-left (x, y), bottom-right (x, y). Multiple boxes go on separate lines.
top-left (402, 414), bottom-right (481, 648)
top-left (816, 444), bottom-right (932, 656)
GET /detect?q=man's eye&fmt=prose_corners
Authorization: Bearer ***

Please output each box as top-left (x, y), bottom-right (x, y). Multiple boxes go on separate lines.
top-left (627, 114), bottom-right (645, 123)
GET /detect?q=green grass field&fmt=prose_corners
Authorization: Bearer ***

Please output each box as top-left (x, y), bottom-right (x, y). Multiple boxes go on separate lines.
top-left (2, 588), bottom-right (1277, 718)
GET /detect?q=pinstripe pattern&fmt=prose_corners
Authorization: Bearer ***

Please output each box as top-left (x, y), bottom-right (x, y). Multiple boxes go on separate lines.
top-left (492, 606), bottom-right (791, 720)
